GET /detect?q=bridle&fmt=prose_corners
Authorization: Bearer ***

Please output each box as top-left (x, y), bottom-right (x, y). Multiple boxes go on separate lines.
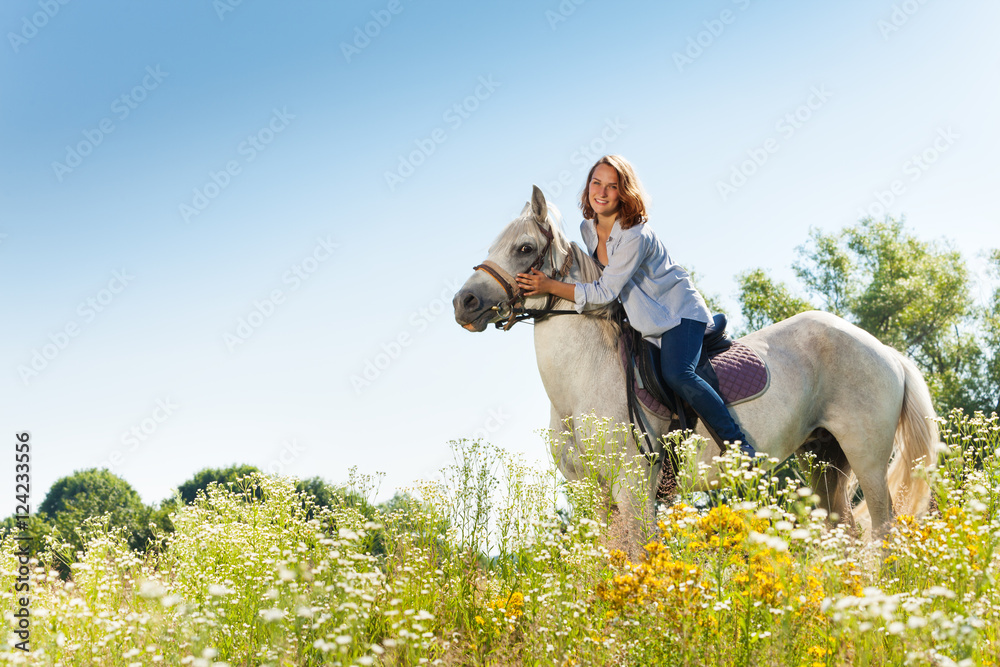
top-left (472, 217), bottom-right (577, 330)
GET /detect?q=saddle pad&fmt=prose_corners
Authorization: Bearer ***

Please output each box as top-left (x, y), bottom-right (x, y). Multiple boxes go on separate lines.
top-left (620, 338), bottom-right (769, 417)
top-left (710, 341), bottom-right (769, 405)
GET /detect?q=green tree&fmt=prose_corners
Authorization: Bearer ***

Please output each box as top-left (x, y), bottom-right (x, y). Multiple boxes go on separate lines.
top-left (294, 475), bottom-right (392, 556)
top-left (177, 464), bottom-right (261, 504)
top-left (736, 217), bottom-right (997, 413)
top-left (983, 249), bottom-right (1000, 414)
top-left (295, 476), bottom-right (343, 514)
top-left (0, 513), bottom-right (54, 563)
top-left (145, 494), bottom-right (183, 552)
top-left (38, 468), bottom-right (152, 561)
top-left (794, 218), bottom-right (971, 358)
top-left (734, 268), bottom-right (813, 336)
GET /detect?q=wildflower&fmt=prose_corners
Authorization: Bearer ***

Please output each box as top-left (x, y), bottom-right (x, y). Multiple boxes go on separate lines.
top-left (139, 580), bottom-right (166, 598)
top-left (926, 586), bottom-right (956, 599)
top-left (259, 608), bottom-right (284, 622)
top-left (806, 644), bottom-right (828, 658)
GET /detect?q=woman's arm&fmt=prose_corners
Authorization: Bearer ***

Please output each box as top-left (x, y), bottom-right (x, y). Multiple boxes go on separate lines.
top-left (516, 231), bottom-right (645, 307)
top-left (515, 268), bottom-right (576, 301)
top-left (574, 233), bottom-right (643, 307)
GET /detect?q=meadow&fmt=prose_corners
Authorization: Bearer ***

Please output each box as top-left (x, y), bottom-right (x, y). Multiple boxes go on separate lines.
top-left (2, 409), bottom-right (998, 666)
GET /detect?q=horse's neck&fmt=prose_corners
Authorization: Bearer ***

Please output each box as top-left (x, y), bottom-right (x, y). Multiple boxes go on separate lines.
top-left (530, 242), bottom-right (602, 342)
top-left (531, 246), bottom-right (620, 406)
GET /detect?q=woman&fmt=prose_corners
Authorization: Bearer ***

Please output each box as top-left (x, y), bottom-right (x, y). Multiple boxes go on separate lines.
top-left (515, 155), bottom-right (754, 458)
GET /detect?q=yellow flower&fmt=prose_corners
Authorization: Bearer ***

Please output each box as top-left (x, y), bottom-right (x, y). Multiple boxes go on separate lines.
top-left (598, 537), bottom-right (705, 625)
top-left (489, 591), bottom-right (525, 620)
top-left (806, 644), bottom-right (828, 658)
top-left (684, 505), bottom-right (766, 557)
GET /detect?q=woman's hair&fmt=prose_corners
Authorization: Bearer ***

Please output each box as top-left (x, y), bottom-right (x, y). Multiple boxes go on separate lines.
top-left (579, 155), bottom-right (649, 229)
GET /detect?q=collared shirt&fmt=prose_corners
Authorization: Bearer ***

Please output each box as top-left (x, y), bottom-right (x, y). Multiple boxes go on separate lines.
top-left (573, 218), bottom-right (711, 340)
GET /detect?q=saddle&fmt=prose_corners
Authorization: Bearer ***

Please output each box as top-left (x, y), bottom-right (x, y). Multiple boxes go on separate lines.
top-left (619, 313), bottom-right (770, 439)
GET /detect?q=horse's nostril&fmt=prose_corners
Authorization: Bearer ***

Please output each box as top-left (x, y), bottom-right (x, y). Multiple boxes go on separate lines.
top-left (462, 293), bottom-right (479, 310)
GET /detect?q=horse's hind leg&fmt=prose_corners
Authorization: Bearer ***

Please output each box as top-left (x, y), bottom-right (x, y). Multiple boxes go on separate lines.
top-left (854, 468), bottom-right (894, 541)
top-left (834, 420), bottom-right (897, 542)
top-left (800, 429), bottom-right (854, 529)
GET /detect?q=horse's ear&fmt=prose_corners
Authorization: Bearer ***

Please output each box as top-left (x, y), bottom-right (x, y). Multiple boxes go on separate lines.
top-left (530, 185), bottom-right (548, 223)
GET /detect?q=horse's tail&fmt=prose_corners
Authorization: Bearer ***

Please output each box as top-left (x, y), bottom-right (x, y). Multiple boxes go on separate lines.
top-left (852, 350), bottom-right (943, 527)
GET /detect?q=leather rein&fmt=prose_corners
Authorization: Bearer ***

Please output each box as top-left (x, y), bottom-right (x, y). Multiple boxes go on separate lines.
top-left (472, 218), bottom-right (578, 330)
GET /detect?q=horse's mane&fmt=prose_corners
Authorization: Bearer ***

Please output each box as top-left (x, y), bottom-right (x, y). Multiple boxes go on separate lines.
top-left (489, 202), bottom-right (622, 348)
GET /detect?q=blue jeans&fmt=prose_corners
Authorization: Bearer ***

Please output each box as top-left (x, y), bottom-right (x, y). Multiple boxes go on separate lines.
top-left (659, 319), bottom-right (747, 444)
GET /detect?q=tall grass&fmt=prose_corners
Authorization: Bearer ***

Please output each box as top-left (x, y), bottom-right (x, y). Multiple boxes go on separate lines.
top-left (2, 409), bottom-right (998, 666)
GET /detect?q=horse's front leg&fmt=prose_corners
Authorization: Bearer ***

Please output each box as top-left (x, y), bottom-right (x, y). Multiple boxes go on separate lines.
top-left (548, 408), bottom-right (620, 518)
top-left (550, 406), bottom-right (659, 555)
top-left (548, 406), bottom-right (586, 484)
top-left (601, 422), bottom-right (661, 558)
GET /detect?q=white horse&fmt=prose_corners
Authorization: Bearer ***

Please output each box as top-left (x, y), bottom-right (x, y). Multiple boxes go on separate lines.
top-left (453, 186), bottom-right (941, 543)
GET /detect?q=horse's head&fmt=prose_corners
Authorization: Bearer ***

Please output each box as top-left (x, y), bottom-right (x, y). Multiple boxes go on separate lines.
top-left (453, 185), bottom-right (572, 332)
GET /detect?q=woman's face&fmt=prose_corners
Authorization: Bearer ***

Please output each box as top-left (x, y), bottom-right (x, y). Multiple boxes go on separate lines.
top-left (588, 163), bottom-right (620, 219)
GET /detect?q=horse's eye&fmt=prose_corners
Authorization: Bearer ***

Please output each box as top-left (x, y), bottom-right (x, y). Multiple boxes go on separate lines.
top-left (518, 244), bottom-right (533, 254)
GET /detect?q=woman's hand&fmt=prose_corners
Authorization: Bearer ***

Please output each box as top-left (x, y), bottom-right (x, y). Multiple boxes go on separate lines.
top-left (515, 268), bottom-right (577, 302)
top-left (515, 267), bottom-right (550, 296)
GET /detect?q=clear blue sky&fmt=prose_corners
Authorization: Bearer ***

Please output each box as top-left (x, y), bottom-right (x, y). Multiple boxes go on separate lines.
top-left (2, 0), bottom-right (998, 514)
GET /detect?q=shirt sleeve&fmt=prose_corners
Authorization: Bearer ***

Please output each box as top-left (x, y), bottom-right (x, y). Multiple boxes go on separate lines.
top-left (573, 232), bottom-right (645, 312)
